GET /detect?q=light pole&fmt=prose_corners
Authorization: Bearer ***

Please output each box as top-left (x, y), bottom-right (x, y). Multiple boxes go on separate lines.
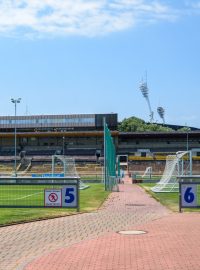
top-left (139, 80), bottom-right (154, 123)
top-left (62, 136), bottom-right (65, 156)
top-left (11, 98), bottom-right (21, 177)
top-left (185, 124), bottom-right (190, 152)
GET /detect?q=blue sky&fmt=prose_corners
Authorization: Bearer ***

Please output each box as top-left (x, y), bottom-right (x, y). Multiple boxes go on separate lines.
top-left (0, 0), bottom-right (200, 128)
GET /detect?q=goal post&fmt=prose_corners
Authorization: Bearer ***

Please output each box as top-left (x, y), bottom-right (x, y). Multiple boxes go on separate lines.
top-left (151, 151), bottom-right (192, 193)
top-left (52, 155), bottom-right (79, 177)
top-left (142, 166), bottom-right (152, 178)
top-left (52, 155), bottom-right (88, 190)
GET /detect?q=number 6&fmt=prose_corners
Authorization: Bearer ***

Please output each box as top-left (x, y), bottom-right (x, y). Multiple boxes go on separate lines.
top-left (184, 187), bottom-right (194, 203)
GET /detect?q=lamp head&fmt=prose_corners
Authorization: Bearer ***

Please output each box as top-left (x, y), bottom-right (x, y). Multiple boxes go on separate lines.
top-left (157, 107), bottom-right (165, 119)
top-left (139, 81), bottom-right (148, 98)
top-left (11, 98), bottom-right (21, 103)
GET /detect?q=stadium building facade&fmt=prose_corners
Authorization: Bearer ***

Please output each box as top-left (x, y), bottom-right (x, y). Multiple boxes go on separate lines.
top-left (0, 113), bottom-right (117, 131)
top-left (0, 113), bottom-right (200, 161)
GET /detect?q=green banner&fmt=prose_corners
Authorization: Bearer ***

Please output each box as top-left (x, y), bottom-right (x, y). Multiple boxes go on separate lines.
top-left (104, 122), bottom-right (116, 191)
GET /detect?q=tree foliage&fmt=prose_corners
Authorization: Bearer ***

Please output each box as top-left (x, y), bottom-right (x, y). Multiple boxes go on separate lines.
top-left (118, 116), bottom-right (173, 132)
top-left (177, 127), bottom-right (191, 132)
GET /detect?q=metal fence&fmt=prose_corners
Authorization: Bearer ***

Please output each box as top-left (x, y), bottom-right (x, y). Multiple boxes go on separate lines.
top-left (0, 177), bottom-right (80, 210)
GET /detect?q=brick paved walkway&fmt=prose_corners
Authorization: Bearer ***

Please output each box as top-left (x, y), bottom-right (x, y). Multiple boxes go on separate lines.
top-left (2, 178), bottom-right (200, 270)
top-left (25, 213), bottom-right (200, 270)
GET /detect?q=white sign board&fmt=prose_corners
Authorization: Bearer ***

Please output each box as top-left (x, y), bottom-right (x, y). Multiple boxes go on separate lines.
top-left (181, 184), bottom-right (197, 207)
top-left (62, 185), bottom-right (77, 208)
top-left (45, 189), bottom-right (62, 207)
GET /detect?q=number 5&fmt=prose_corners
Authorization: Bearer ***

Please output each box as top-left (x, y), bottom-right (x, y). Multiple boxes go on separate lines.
top-left (65, 188), bottom-right (75, 203)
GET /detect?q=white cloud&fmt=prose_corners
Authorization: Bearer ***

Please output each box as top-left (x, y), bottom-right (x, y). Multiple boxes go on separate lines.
top-left (185, 1), bottom-right (200, 9)
top-left (0, 0), bottom-right (181, 38)
top-left (184, 1), bottom-right (200, 15)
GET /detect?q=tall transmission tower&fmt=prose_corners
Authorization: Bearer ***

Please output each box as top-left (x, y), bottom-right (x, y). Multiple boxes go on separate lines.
top-left (157, 106), bottom-right (165, 124)
top-left (139, 79), bottom-right (154, 123)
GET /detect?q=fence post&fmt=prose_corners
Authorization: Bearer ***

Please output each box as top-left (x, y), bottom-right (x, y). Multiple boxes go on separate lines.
top-left (77, 179), bottom-right (80, 212)
top-left (179, 181), bottom-right (182, 213)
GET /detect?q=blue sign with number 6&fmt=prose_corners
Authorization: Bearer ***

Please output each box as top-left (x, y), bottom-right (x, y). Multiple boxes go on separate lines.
top-left (181, 184), bottom-right (197, 207)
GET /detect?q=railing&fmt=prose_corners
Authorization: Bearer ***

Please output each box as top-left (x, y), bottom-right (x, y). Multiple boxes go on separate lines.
top-left (0, 177), bottom-right (80, 211)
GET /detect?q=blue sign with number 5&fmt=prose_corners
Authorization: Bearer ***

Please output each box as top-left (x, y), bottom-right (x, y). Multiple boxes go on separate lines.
top-left (181, 184), bottom-right (197, 207)
top-left (62, 185), bottom-right (77, 207)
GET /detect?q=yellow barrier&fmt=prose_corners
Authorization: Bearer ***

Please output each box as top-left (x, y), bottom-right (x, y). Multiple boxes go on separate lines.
top-left (128, 155), bottom-right (200, 161)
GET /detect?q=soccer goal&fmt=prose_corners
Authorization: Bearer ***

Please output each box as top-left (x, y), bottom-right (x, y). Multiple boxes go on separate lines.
top-left (52, 155), bottom-right (79, 177)
top-left (142, 166), bottom-right (152, 178)
top-left (151, 151), bottom-right (192, 193)
top-left (52, 155), bottom-right (89, 190)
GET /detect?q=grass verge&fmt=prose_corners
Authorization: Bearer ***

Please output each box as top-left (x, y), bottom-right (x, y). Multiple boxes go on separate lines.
top-left (140, 183), bottom-right (200, 212)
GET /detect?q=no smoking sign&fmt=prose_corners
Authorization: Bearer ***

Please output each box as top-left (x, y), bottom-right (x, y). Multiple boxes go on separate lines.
top-left (45, 189), bottom-right (62, 207)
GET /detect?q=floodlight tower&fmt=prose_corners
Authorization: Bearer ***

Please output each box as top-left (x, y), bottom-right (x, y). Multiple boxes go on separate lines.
top-left (157, 106), bottom-right (165, 124)
top-left (139, 80), bottom-right (154, 123)
top-left (11, 97), bottom-right (21, 177)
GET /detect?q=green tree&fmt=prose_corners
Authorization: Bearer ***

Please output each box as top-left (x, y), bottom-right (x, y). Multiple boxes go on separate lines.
top-left (118, 116), bottom-right (145, 132)
top-left (177, 127), bottom-right (191, 132)
top-left (118, 116), bottom-right (173, 132)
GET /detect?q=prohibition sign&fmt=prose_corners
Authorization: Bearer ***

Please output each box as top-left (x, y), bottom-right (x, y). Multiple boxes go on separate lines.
top-left (48, 193), bottom-right (58, 202)
top-left (45, 189), bottom-right (62, 207)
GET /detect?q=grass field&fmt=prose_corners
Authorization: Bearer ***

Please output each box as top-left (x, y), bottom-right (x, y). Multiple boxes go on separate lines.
top-left (81, 175), bottom-right (102, 181)
top-left (0, 185), bottom-right (49, 207)
top-left (135, 174), bottom-right (161, 181)
top-left (0, 183), bottom-right (110, 226)
top-left (140, 183), bottom-right (200, 212)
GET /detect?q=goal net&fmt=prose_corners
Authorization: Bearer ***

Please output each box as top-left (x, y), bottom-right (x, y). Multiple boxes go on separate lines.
top-left (142, 166), bottom-right (152, 178)
top-left (151, 151), bottom-right (190, 193)
top-left (52, 155), bottom-right (89, 190)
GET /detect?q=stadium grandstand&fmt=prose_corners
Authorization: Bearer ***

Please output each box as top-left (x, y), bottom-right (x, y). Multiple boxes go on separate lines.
top-left (0, 113), bottom-right (117, 158)
top-left (0, 113), bottom-right (200, 176)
